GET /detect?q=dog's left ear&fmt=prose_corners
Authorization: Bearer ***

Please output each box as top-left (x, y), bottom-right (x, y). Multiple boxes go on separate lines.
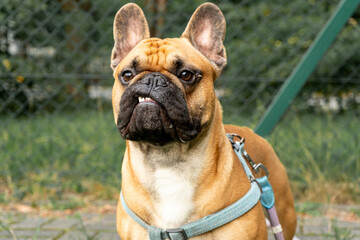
top-left (181, 3), bottom-right (227, 72)
top-left (111, 3), bottom-right (150, 70)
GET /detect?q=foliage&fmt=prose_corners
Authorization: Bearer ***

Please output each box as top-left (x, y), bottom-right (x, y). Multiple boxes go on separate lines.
top-left (295, 202), bottom-right (322, 216)
top-left (326, 219), bottom-right (355, 240)
top-left (0, 0), bottom-right (359, 209)
top-left (0, 110), bottom-right (123, 202)
top-left (0, 110), bottom-right (359, 204)
top-left (0, 0), bottom-right (359, 116)
top-left (161, 0), bottom-right (360, 98)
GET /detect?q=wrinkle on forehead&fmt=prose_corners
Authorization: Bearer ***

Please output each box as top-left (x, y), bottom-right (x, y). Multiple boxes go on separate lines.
top-left (143, 39), bottom-right (169, 69)
top-left (122, 37), bottom-right (214, 76)
top-left (135, 38), bottom-right (182, 72)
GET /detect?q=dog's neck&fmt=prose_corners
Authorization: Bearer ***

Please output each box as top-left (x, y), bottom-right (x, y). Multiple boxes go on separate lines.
top-left (121, 100), bottom-right (235, 228)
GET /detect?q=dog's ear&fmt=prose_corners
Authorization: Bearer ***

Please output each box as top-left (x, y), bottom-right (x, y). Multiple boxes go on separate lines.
top-left (111, 3), bottom-right (150, 70)
top-left (181, 3), bottom-right (226, 72)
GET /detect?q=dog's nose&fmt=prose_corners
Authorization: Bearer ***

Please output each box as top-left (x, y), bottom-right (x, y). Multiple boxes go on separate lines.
top-left (140, 73), bottom-right (168, 88)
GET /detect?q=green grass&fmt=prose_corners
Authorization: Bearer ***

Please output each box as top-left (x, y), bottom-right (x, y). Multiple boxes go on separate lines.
top-left (0, 109), bottom-right (359, 206)
top-left (269, 111), bottom-right (360, 203)
top-left (326, 219), bottom-right (355, 240)
top-left (295, 202), bottom-right (322, 216)
top-left (1, 110), bottom-right (124, 204)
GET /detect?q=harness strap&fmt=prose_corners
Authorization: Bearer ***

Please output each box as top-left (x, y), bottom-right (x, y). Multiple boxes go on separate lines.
top-left (120, 180), bottom-right (261, 240)
top-left (120, 135), bottom-right (283, 239)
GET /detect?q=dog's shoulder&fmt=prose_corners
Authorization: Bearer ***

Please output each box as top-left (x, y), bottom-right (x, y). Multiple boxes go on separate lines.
top-left (224, 125), bottom-right (254, 137)
top-left (224, 125), bottom-right (262, 143)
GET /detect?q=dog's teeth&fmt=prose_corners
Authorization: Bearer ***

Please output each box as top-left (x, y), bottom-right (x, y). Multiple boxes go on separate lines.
top-left (138, 97), bottom-right (154, 103)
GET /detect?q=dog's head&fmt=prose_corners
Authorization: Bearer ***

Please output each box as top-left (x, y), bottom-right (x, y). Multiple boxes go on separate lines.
top-left (111, 3), bottom-right (226, 145)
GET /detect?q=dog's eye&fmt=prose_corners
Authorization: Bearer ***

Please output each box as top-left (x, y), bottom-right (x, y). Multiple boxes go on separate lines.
top-left (121, 70), bottom-right (134, 84)
top-left (179, 70), bottom-right (194, 81)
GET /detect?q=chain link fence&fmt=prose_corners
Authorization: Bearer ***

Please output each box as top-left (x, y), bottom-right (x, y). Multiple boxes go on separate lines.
top-left (1, 0), bottom-right (359, 203)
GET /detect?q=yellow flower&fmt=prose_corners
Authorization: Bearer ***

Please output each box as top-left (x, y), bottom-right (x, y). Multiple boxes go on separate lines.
top-left (349, 18), bottom-right (358, 26)
top-left (16, 75), bottom-right (25, 83)
top-left (263, 9), bottom-right (271, 17)
top-left (274, 40), bottom-right (282, 48)
top-left (2, 59), bottom-right (11, 70)
top-left (287, 36), bottom-right (299, 45)
top-left (2, 132), bottom-right (9, 142)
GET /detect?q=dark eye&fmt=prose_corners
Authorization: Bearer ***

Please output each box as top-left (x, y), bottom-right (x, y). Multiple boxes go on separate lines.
top-left (121, 70), bottom-right (134, 84)
top-left (179, 70), bottom-right (194, 81)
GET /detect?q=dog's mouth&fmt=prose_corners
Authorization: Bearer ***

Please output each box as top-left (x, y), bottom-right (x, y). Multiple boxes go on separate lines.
top-left (116, 73), bottom-right (201, 145)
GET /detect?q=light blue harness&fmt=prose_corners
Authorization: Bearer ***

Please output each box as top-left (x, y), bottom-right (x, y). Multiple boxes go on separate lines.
top-left (120, 134), bottom-right (280, 240)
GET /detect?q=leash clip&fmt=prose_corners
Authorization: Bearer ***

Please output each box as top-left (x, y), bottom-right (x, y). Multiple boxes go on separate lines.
top-left (227, 133), bottom-right (269, 177)
top-left (227, 133), bottom-right (270, 178)
top-left (226, 133), bottom-right (244, 143)
top-left (243, 148), bottom-right (269, 177)
top-left (253, 163), bottom-right (269, 177)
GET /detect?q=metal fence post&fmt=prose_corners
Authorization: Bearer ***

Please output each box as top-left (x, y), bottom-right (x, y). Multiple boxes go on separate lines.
top-left (255, 0), bottom-right (360, 137)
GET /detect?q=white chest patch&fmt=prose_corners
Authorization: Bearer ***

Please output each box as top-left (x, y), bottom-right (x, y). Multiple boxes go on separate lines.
top-left (153, 168), bottom-right (195, 228)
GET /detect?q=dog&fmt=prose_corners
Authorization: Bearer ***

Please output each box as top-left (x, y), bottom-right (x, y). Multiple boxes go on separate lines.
top-left (110, 3), bottom-right (297, 239)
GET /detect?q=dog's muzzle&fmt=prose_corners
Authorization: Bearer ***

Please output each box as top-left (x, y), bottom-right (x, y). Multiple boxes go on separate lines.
top-left (117, 73), bottom-right (201, 145)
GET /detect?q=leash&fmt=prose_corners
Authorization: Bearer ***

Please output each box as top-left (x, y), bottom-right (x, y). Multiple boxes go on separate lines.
top-left (228, 133), bottom-right (284, 240)
top-left (120, 134), bottom-right (283, 240)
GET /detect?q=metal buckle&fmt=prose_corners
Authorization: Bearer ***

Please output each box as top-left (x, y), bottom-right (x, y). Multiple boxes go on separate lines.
top-left (242, 149), bottom-right (269, 177)
top-left (227, 133), bottom-right (269, 177)
top-left (227, 133), bottom-right (244, 144)
top-left (227, 134), bottom-right (245, 152)
top-left (165, 228), bottom-right (188, 240)
top-left (253, 163), bottom-right (269, 177)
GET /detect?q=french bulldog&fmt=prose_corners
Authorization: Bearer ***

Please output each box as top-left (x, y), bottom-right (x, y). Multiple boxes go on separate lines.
top-left (111, 3), bottom-right (297, 239)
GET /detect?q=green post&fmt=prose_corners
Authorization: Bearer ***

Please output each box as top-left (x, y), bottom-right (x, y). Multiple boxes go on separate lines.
top-left (255, 0), bottom-right (360, 137)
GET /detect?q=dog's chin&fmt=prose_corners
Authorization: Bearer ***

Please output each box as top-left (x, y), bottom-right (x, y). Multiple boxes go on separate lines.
top-left (119, 102), bottom-right (179, 145)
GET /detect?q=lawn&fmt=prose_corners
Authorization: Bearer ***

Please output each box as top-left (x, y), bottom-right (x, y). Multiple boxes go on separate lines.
top-left (1, 110), bottom-right (124, 204)
top-left (268, 111), bottom-right (360, 203)
top-left (1, 109), bottom-right (359, 207)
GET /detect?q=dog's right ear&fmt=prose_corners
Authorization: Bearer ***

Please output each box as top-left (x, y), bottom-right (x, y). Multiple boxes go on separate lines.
top-left (181, 3), bottom-right (226, 73)
top-left (111, 3), bottom-right (150, 70)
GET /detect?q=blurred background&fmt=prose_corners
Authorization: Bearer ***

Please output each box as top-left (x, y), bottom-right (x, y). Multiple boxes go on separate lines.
top-left (0, 0), bottom-right (359, 208)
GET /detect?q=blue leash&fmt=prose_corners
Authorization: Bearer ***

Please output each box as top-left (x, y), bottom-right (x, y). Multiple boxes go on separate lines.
top-left (227, 134), bottom-right (275, 210)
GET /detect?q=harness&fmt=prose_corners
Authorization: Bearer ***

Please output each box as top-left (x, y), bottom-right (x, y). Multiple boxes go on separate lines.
top-left (120, 134), bottom-right (284, 240)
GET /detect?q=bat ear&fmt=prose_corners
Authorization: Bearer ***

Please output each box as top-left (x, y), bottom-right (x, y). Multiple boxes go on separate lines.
top-left (111, 3), bottom-right (150, 70)
top-left (181, 3), bottom-right (227, 71)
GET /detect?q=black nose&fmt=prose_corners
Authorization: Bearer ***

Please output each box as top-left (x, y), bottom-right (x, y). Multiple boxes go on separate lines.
top-left (139, 73), bottom-right (168, 88)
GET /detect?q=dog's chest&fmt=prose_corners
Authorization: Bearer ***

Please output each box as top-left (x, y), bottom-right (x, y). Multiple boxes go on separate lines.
top-left (152, 168), bottom-right (195, 228)
top-left (129, 141), bottom-right (207, 229)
